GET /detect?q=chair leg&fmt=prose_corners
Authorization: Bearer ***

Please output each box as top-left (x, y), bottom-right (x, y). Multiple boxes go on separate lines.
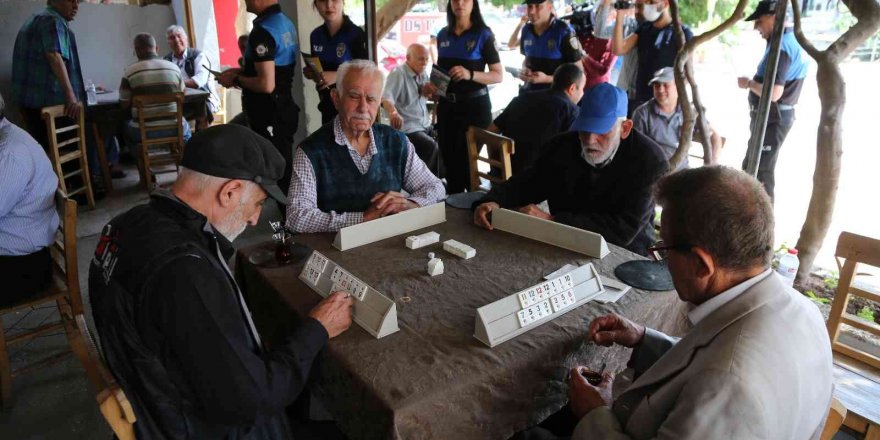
top-left (92, 122), bottom-right (113, 194)
top-left (79, 144), bottom-right (96, 210)
top-left (0, 322), bottom-right (12, 409)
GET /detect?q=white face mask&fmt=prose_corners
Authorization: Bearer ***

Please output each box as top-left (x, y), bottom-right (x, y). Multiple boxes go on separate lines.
top-left (642, 3), bottom-right (663, 22)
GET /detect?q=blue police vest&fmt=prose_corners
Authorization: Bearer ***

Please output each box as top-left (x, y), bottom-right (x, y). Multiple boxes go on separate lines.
top-left (310, 17), bottom-right (364, 71)
top-left (251, 9), bottom-right (298, 67)
top-left (756, 30), bottom-right (807, 81)
top-left (300, 124), bottom-right (409, 213)
top-left (520, 19), bottom-right (571, 61)
top-left (436, 26), bottom-right (494, 62)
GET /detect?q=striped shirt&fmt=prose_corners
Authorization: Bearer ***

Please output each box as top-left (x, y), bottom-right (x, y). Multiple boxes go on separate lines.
top-left (286, 117), bottom-right (446, 233)
top-left (0, 118), bottom-right (60, 256)
top-left (12, 7), bottom-right (85, 109)
top-left (119, 55), bottom-right (185, 128)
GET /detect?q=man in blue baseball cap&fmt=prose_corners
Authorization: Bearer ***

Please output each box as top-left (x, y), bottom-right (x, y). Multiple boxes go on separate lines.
top-left (473, 83), bottom-right (667, 255)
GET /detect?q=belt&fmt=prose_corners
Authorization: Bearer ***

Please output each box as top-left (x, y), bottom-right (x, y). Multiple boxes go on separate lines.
top-left (750, 103), bottom-right (795, 112)
top-left (444, 88), bottom-right (488, 103)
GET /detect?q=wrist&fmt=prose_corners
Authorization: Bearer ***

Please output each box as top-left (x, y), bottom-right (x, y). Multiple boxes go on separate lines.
top-left (469, 69), bottom-right (475, 81)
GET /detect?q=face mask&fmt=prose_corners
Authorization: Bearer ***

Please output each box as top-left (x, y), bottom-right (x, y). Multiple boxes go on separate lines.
top-left (642, 4), bottom-right (663, 22)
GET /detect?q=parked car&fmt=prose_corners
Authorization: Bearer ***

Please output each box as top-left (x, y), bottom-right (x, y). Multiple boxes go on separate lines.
top-left (378, 37), bottom-right (407, 73)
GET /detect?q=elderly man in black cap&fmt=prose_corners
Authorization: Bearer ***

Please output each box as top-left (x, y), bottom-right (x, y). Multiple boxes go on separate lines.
top-left (89, 124), bottom-right (353, 439)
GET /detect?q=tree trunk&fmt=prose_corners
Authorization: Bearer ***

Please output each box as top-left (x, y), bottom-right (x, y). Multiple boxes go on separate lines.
top-left (790, 0), bottom-right (880, 281)
top-left (376, 0), bottom-right (421, 40)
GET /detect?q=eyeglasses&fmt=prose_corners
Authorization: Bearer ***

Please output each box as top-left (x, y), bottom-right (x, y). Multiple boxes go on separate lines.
top-left (647, 240), bottom-right (693, 261)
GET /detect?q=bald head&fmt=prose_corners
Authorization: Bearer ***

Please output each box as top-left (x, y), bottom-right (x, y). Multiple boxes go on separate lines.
top-left (405, 43), bottom-right (429, 75)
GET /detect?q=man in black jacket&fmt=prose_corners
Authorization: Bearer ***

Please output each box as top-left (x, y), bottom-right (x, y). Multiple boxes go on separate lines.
top-left (89, 124), bottom-right (353, 439)
top-left (473, 83), bottom-right (667, 255)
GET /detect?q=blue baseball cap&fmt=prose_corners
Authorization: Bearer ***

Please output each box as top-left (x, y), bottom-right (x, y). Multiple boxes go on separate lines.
top-left (571, 83), bottom-right (628, 134)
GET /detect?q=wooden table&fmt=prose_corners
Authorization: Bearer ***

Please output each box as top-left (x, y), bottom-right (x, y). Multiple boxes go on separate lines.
top-left (86, 89), bottom-right (209, 192)
top-left (236, 207), bottom-right (689, 440)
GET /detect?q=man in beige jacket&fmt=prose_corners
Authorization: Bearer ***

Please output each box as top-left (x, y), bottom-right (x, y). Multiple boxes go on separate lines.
top-left (567, 166), bottom-right (833, 439)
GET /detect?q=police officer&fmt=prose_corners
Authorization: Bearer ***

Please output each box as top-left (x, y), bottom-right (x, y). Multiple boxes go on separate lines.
top-left (429, 0), bottom-right (503, 194)
top-left (514, 0), bottom-right (583, 92)
top-left (304, 0), bottom-right (368, 125)
top-left (218, 0), bottom-right (299, 197)
top-left (737, 0), bottom-right (806, 202)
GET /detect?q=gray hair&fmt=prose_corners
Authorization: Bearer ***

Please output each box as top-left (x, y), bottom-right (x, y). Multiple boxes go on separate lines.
top-left (655, 166), bottom-right (774, 271)
top-left (178, 167), bottom-right (259, 194)
top-left (166, 25), bottom-right (187, 39)
top-left (335, 59), bottom-right (385, 97)
top-left (134, 33), bottom-right (157, 51)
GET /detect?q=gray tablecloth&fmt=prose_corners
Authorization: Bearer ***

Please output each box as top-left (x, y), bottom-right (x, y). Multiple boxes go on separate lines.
top-left (236, 207), bottom-right (688, 440)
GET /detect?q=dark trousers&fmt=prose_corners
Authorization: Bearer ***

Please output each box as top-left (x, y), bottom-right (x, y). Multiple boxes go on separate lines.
top-left (0, 248), bottom-right (52, 308)
top-left (743, 108), bottom-right (796, 202)
top-left (406, 130), bottom-right (442, 178)
top-left (245, 95), bottom-right (300, 197)
top-left (436, 94), bottom-right (492, 193)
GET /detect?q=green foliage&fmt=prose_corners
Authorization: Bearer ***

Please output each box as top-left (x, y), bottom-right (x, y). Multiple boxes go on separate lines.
top-left (823, 272), bottom-right (839, 291)
top-left (488, 0), bottom-right (521, 10)
top-left (857, 306), bottom-right (876, 322)
top-left (804, 290), bottom-right (830, 305)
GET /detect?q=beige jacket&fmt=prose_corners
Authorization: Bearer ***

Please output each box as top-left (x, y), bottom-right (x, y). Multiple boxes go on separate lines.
top-left (573, 273), bottom-right (833, 440)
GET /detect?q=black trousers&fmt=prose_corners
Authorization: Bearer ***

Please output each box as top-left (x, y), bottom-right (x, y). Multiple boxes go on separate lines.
top-left (406, 130), bottom-right (442, 178)
top-left (743, 108), bottom-right (796, 202)
top-left (317, 88), bottom-right (338, 126)
top-left (245, 93), bottom-right (300, 196)
top-left (436, 94), bottom-right (492, 194)
top-left (0, 248), bottom-right (52, 308)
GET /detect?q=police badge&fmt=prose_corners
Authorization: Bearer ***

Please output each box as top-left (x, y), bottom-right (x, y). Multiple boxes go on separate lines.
top-left (547, 39), bottom-right (556, 50)
top-left (337, 42), bottom-right (347, 58)
top-left (466, 40), bottom-right (476, 51)
top-left (255, 44), bottom-right (268, 57)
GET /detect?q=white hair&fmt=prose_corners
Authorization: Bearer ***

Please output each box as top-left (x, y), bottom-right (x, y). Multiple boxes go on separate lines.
top-left (335, 59), bottom-right (385, 97)
top-left (166, 25), bottom-right (187, 39)
top-left (178, 167), bottom-right (258, 195)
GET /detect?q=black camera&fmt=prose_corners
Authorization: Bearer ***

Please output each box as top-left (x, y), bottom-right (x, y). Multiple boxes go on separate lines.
top-left (613, 0), bottom-right (634, 9)
top-left (563, 3), bottom-right (595, 38)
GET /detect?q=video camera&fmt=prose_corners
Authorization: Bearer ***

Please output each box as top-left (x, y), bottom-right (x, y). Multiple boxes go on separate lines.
top-left (562, 2), bottom-right (595, 38)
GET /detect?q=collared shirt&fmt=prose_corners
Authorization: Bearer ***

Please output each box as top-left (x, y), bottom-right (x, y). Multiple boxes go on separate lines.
top-left (632, 98), bottom-right (689, 170)
top-left (12, 6), bottom-right (85, 109)
top-left (119, 55), bottom-right (185, 128)
top-left (688, 269), bottom-right (773, 326)
top-left (168, 48), bottom-right (220, 112)
top-left (0, 118), bottom-right (60, 255)
top-left (286, 117), bottom-right (446, 233)
top-left (383, 63), bottom-right (431, 134)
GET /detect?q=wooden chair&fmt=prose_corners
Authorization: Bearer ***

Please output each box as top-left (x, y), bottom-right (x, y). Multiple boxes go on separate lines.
top-left (132, 93), bottom-right (186, 191)
top-left (0, 189), bottom-right (84, 408)
top-left (465, 126), bottom-right (514, 192)
top-left (211, 85), bottom-right (227, 126)
top-left (41, 105), bottom-right (96, 209)
top-left (820, 397), bottom-right (847, 440)
top-left (826, 231), bottom-right (880, 440)
top-left (74, 314), bottom-right (136, 440)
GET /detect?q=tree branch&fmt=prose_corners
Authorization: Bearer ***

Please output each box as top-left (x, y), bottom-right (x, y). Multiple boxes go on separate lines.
top-left (827, 0), bottom-right (880, 61)
top-left (789, 0), bottom-right (824, 58)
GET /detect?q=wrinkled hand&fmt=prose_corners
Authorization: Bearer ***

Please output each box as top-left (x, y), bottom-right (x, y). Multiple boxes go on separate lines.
top-left (308, 291), bottom-right (353, 338)
top-left (64, 100), bottom-right (83, 119)
top-left (364, 191), bottom-right (417, 221)
top-left (737, 76), bottom-right (750, 89)
top-left (448, 66), bottom-right (471, 82)
top-left (389, 112), bottom-right (404, 129)
top-left (569, 366), bottom-right (614, 420)
top-left (518, 204), bottom-right (553, 221)
top-left (588, 313), bottom-right (646, 348)
top-left (474, 202), bottom-right (500, 230)
top-left (420, 83), bottom-right (435, 98)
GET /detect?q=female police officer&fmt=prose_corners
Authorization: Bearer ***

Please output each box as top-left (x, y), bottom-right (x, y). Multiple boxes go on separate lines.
top-left (430, 0), bottom-right (503, 194)
top-left (304, 0), bottom-right (368, 124)
top-left (515, 0), bottom-right (583, 92)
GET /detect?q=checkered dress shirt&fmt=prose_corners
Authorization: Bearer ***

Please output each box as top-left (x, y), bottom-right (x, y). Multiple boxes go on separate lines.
top-left (12, 7), bottom-right (85, 109)
top-left (286, 117), bottom-right (446, 233)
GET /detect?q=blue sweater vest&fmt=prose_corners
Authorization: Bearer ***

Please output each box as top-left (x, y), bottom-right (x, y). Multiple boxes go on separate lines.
top-left (300, 123), bottom-right (408, 213)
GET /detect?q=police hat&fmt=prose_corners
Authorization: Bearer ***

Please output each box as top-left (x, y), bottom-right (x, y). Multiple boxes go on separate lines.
top-left (745, 0), bottom-right (777, 21)
top-left (522, 0), bottom-right (550, 4)
top-left (181, 124), bottom-right (288, 205)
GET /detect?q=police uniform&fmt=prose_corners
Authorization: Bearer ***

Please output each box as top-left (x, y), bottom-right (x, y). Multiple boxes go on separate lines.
top-left (435, 24), bottom-right (500, 193)
top-left (310, 15), bottom-right (368, 124)
top-left (242, 4), bottom-right (299, 195)
top-left (519, 18), bottom-right (583, 92)
top-left (743, 28), bottom-right (806, 201)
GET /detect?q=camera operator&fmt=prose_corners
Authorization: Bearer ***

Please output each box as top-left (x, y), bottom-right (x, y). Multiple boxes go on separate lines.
top-left (565, 3), bottom-right (617, 89)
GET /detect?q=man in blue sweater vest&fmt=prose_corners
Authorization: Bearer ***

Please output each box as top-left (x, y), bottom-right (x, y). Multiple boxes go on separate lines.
top-left (286, 60), bottom-right (445, 233)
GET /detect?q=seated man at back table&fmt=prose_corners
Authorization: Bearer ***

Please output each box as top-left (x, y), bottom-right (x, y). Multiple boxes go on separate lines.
top-left (526, 166), bottom-right (832, 439)
top-left (473, 83), bottom-right (666, 255)
top-left (286, 60), bottom-right (445, 233)
top-left (487, 63), bottom-right (583, 175)
top-left (632, 67), bottom-right (722, 170)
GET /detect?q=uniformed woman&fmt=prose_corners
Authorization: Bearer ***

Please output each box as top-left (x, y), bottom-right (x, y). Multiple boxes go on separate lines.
top-left (516, 0), bottom-right (583, 92)
top-left (430, 0), bottom-right (503, 194)
top-left (304, 0), bottom-right (368, 124)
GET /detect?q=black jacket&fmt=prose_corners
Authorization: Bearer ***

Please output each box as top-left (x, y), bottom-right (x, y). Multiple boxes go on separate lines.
top-left (477, 130), bottom-right (667, 255)
top-left (89, 192), bottom-right (327, 439)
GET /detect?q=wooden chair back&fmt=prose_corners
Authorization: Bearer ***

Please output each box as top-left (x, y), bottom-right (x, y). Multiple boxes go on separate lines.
top-left (41, 105), bottom-right (95, 209)
top-left (0, 189), bottom-right (82, 407)
top-left (74, 314), bottom-right (137, 440)
top-left (132, 93), bottom-right (186, 191)
top-left (212, 85), bottom-right (227, 125)
top-left (820, 397), bottom-right (847, 440)
top-left (466, 126), bottom-right (515, 192)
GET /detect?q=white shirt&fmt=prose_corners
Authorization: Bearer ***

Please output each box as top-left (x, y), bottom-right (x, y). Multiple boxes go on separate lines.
top-left (687, 269), bottom-right (773, 326)
top-left (169, 48), bottom-right (220, 113)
